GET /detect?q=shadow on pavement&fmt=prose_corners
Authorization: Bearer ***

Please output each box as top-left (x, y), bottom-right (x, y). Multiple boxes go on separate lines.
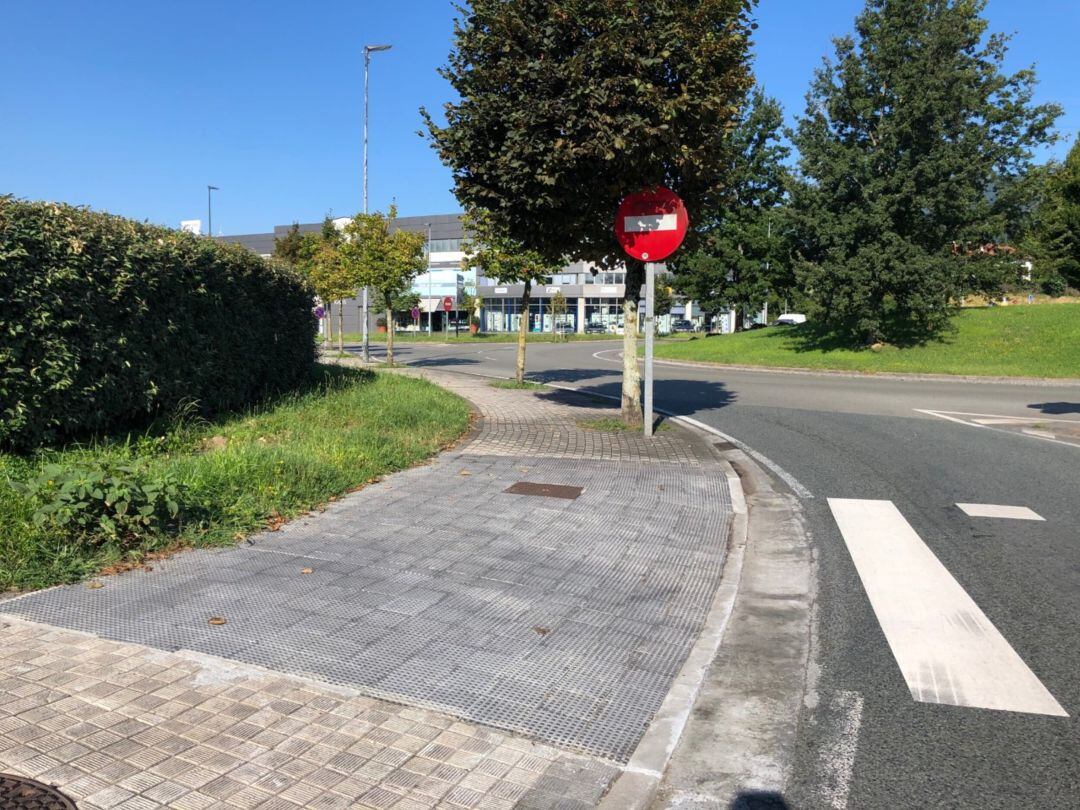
top-left (1028, 401), bottom-right (1080, 415)
top-left (729, 792), bottom-right (792, 810)
top-left (531, 367), bottom-right (736, 415)
top-left (406, 356), bottom-right (482, 368)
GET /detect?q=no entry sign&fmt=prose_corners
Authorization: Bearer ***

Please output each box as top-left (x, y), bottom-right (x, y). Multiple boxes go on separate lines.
top-left (615, 187), bottom-right (688, 262)
top-left (442, 296), bottom-right (454, 312)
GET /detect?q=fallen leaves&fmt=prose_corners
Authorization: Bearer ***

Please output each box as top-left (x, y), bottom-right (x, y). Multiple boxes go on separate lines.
top-left (208, 617), bottom-right (227, 626)
top-left (300, 567), bottom-right (314, 575)
top-left (531, 625), bottom-right (551, 636)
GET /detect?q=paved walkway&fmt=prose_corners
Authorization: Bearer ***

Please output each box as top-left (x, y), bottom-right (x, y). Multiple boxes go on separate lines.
top-left (0, 368), bottom-right (734, 809)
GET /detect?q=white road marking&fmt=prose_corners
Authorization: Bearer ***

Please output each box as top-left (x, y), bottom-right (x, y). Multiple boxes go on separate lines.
top-left (956, 503), bottom-right (1045, 521)
top-left (828, 498), bottom-right (1067, 717)
top-left (819, 690), bottom-right (864, 810)
top-left (915, 409), bottom-right (1080, 449)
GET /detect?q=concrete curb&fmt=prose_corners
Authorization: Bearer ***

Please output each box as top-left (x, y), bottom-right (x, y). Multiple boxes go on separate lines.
top-left (639, 354), bottom-right (1080, 387)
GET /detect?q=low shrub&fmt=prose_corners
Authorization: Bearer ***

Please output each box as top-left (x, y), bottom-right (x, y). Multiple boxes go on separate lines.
top-left (0, 196), bottom-right (318, 450)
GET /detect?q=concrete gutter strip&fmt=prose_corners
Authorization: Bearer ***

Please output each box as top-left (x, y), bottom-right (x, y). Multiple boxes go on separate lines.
top-left (645, 355), bottom-right (1080, 387)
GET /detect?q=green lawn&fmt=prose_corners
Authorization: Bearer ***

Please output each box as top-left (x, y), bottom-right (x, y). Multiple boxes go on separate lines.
top-left (652, 304), bottom-right (1080, 378)
top-left (0, 366), bottom-right (470, 591)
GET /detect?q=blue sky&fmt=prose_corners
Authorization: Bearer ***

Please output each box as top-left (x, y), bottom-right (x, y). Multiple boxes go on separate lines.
top-left (2, 1), bottom-right (1077, 235)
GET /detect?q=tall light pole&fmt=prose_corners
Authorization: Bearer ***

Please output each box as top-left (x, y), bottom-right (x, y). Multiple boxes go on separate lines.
top-left (361, 43), bottom-right (392, 363)
top-left (207, 185), bottom-right (219, 237)
top-left (426, 223), bottom-right (433, 336)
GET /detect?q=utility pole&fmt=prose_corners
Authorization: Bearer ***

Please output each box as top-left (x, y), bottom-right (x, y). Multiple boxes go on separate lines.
top-left (207, 185), bottom-right (219, 237)
top-left (362, 43), bottom-right (392, 363)
top-left (426, 223), bottom-right (433, 336)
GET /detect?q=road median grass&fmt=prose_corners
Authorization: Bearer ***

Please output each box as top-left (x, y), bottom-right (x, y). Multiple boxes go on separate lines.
top-left (653, 304), bottom-right (1080, 378)
top-left (0, 365), bottom-right (470, 592)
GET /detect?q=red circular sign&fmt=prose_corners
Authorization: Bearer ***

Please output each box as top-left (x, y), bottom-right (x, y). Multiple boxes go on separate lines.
top-left (442, 296), bottom-right (454, 312)
top-left (615, 187), bottom-right (689, 262)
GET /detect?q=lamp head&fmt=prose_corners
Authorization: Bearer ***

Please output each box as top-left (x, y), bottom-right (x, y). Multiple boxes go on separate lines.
top-left (365, 44), bottom-right (392, 53)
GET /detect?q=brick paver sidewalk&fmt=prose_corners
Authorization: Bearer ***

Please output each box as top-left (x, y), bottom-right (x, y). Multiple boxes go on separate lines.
top-left (0, 367), bottom-right (734, 809)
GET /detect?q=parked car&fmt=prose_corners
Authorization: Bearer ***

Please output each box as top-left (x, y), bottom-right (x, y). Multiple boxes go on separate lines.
top-left (671, 319), bottom-right (697, 332)
top-left (775, 313), bottom-right (808, 326)
top-left (584, 322), bottom-right (608, 334)
top-left (554, 322), bottom-right (575, 335)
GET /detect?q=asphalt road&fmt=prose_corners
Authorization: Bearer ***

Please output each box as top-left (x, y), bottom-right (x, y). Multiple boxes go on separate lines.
top-left (353, 338), bottom-right (1080, 810)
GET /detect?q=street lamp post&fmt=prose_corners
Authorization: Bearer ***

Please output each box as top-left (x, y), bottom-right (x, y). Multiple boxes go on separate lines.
top-left (361, 43), bottom-right (392, 363)
top-left (426, 223), bottom-right (433, 336)
top-left (207, 185), bottom-right (219, 237)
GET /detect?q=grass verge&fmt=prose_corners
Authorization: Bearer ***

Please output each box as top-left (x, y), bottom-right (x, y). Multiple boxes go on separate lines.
top-left (0, 365), bottom-right (470, 592)
top-left (653, 304), bottom-right (1080, 378)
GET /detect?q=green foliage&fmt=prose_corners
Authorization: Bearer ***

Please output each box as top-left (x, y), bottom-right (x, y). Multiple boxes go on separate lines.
top-left (789, 0), bottom-right (1061, 345)
top-left (654, 280), bottom-right (674, 317)
top-left (342, 206), bottom-right (428, 305)
top-left (0, 197), bottom-right (317, 450)
top-left (461, 208), bottom-right (562, 288)
top-left (272, 222), bottom-right (305, 265)
top-left (1029, 137), bottom-right (1080, 289)
top-left (673, 89), bottom-right (790, 326)
top-left (300, 217), bottom-right (355, 304)
top-left (424, 0), bottom-right (756, 267)
top-left (12, 462), bottom-right (184, 546)
top-left (1, 366), bottom-right (471, 591)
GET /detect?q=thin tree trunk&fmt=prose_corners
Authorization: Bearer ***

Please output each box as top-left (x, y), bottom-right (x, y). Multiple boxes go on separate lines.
top-left (516, 279), bottom-right (531, 385)
top-left (337, 301), bottom-right (345, 354)
top-left (385, 299), bottom-right (394, 366)
top-left (324, 308), bottom-right (332, 350)
top-left (621, 262), bottom-right (644, 425)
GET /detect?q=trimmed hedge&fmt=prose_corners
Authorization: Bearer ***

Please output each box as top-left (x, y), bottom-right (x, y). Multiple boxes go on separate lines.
top-left (1, 197), bottom-right (317, 449)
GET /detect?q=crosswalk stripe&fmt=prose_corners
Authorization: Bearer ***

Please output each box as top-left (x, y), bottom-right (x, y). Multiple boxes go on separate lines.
top-left (956, 503), bottom-right (1045, 521)
top-left (828, 498), bottom-right (1066, 717)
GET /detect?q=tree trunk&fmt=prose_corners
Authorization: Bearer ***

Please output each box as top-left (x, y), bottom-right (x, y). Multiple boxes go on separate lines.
top-left (324, 307), bottom-right (333, 350)
top-left (337, 301), bottom-right (344, 354)
top-left (516, 279), bottom-right (531, 384)
top-left (621, 262), bottom-right (644, 425)
top-left (385, 299), bottom-right (394, 366)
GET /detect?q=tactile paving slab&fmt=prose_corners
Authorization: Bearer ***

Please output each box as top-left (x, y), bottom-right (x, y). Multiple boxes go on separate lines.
top-left (2, 453), bottom-right (731, 763)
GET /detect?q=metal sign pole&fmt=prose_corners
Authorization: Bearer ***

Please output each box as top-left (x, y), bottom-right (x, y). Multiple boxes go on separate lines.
top-left (644, 261), bottom-right (655, 438)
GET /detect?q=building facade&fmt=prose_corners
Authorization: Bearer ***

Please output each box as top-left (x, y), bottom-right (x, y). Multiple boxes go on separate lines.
top-left (217, 213), bottom-right (702, 335)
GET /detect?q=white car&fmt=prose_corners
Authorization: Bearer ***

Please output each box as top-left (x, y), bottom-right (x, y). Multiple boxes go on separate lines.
top-left (775, 313), bottom-right (807, 326)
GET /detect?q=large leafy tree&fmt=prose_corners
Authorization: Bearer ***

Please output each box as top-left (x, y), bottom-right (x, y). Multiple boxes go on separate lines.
top-left (462, 208), bottom-right (562, 384)
top-left (343, 206), bottom-right (427, 366)
top-left (1030, 137), bottom-right (1080, 292)
top-left (425, 0), bottom-right (755, 422)
top-left (673, 88), bottom-right (790, 330)
top-left (789, 0), bottom-right (1060, 345)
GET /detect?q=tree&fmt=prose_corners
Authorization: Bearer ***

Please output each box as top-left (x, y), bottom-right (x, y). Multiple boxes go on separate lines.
top-left (462, 208), bottom-right (562, 384)
top-left (272, 222), bottom-right (305, 266)
top-left (304, 231), bottom-right (354, 354)
top-left (549, 291), bottom-right (568, 339)
top-left (654, 279), bottom-right (674, 324)
top-left (673, 89), bottom-right (790, 331)
top-left (789, 0), bottom-right (1060, 345)
top-left (1030, 136), bottom-right (1080, 292)
top-left (343, 206), bottom-right (427, 366)
top-left (425, 0), bottom-right (755, 422)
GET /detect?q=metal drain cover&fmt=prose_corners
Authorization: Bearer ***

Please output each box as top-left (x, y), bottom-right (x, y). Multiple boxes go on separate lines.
top-left (0, 774), bottom-right (78, 809)
top-left (504, 481), bottom-right (583, 500)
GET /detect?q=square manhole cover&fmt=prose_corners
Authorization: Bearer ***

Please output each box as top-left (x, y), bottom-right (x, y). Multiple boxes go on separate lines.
top-left (504, 481), bottom-right (583, 500)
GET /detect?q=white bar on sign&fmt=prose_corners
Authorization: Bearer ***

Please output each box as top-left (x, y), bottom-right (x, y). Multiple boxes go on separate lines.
top-left (623, 213), bottom-right (678, 233)
top-left (828, 498), bottom-right (1066, 717)
top-left (494, 287), bottom-right (508, 294)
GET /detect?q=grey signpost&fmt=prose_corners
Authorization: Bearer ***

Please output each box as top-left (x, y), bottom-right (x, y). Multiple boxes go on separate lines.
top-left (614, 188), bottom-right (688, 439)
top-left (644, 262), bottom-right (656, 437)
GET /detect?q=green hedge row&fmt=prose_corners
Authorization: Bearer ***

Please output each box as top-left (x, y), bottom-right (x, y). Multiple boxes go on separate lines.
top-left (1, 197), bottom-right (317, 450)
